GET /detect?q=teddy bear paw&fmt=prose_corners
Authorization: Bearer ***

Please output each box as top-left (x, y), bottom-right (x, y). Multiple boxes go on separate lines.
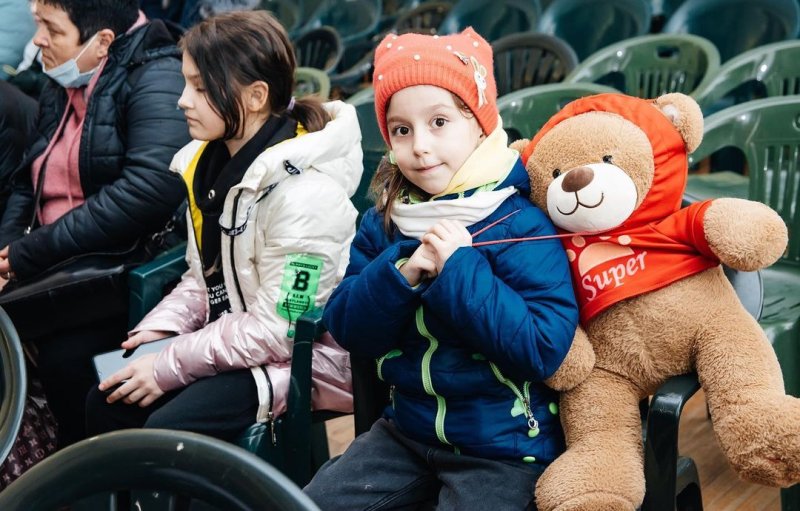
top-left (547, 492), bottom-right (636, 511)
top-left (731, 444), bottom-right (800, 488)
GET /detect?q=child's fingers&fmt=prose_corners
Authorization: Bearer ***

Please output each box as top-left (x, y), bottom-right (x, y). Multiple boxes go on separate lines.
top-left (123, 387), bottom-right (146, 405)
top-left (105, 379), bottom-right (134, 404)
top-left (99, 366), bottom-right (133, 391)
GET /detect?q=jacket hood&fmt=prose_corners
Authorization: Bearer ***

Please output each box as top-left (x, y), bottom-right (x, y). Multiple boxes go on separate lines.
top-left (171, 100), bottom-right (363, 198)
top-left (523, 93), bottom-right (688, 230)
top-left (113, 19), bottom-right (182, 69)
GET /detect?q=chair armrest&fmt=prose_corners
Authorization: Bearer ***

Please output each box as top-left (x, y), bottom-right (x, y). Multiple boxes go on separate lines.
top-left (283, 307), bottom-right (327, 484)
top-left (0, 307), bottom-right (26, 464)
top-left (641, 373), bottom-right (701, 511)
top-left (127, 243), bottom-right (189, 329)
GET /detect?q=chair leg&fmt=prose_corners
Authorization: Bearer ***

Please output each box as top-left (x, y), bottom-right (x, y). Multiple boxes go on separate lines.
top-left (310, 421), bottom-right (330, 474)
top-left (675, 456), bottom-right (703, 511)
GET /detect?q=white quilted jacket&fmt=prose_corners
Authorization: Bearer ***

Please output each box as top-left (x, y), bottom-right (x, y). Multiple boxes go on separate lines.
top-left (133, 101), bottom-right (362, 422)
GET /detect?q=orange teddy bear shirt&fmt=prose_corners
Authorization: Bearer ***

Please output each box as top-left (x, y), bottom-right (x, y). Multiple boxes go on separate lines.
top-left (525, 94), bottom-right (721, 326)
top-left (564, 200), bottom-right (717, 325)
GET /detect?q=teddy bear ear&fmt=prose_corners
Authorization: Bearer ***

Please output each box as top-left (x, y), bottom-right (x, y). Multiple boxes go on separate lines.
top-left (509, 138), bottom-right (529, 154)
top-left (652, 93), bottom-right (704, 153)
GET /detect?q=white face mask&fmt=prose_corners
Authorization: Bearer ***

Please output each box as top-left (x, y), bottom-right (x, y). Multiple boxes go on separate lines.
top-left (43, 33), bottom-right (99, 89)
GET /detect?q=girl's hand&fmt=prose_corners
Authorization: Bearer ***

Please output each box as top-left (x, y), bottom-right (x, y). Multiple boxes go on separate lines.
top-left (399, 242), bottom-right (438, 287)
top-left (100, 354), bottom-right (164, 407)
top-left (422, 219), bottom-right (472, 274)
top-left (121, 330), bottom-right (173, 350)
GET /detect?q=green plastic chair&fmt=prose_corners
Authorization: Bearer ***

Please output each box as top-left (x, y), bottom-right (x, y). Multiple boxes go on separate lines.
top-left (329, 38), bottom-right (376, 99)
top-left (682, 97), bottom-right (800, 511)
top-left (692, 40), bottom-right (800, 114)
top-left (536, 0), bottom-right (652, 61)
top-left (0, 429), bottom-right (320, 511)
top-left (347, 87), bottom-right (383, 219)
top-left (0, 307), bottom-right (26, 465)
top-left (649, 0), bottom-right (685, 31)
top-left (394, 1), bottom-right (452, 35)
top-left (685, 96), bottom-right (800, 263)
top-left (438, 0), bottom-right (541, 42)
top-left (295, 66), bottom-right (332, 100)
top-left (258, 0), bottom-right (302, 34)
top-left (663, 0), bottom-right (800, 62)
top-left (497, 82), bottom-right (619, 143)
top-left (492, 32), bottom-right (579, 97)
top-left (565, 34), bottom-right (720, 99)
top-left (300, 0), bottom-right (383, 45)
top-left (293, 26), bottom-right (344, 74)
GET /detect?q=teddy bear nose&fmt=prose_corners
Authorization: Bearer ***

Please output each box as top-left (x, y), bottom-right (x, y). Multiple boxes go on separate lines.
top-left (561, 166), bottom-right (594, 193)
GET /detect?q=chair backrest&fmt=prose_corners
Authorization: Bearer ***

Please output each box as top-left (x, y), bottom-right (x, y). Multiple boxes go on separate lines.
top-left (663, 0), bottom-right (800, 62)
top-left (497, 82), bottom-right (619, 143)
top-left (294, 26), bottom-right (344, 74)
top-left (565, 33), bottom-right (720, 98)
top-left (492, 32), bottom-right (579, 96)
top-left (688, 96), bottom-right (800, 263)
top-left (438, 0), bottom-right (541, 42)
top-left (537, 0), bottom-right (652, 61)
top-left (302, 0), bottom-right (383, 45)
top-left (394, 1), bottom-right (453, 35)
top-left (383, 0), bottom-right (423, 18)
top-left (258, 0), bottom-right (302, 34)
top-left (347, 87), bottom-right (383, 218)
top-left (0, 307), bottom-right (25, 465)
top-left (295, 66), bottom-right (332, 100)
top-left (650, 0), bottom-right (686, 17)
top-left (299, 0), bottom-right (324, 26)
top-left (0, 429), bottom-right (321, 510)
top-left (692, 40), bottom-right (800, 112)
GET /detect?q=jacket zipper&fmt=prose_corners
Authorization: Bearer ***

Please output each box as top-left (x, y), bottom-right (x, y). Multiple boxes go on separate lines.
top-left (228, 189), bottom-right (247, 312)
top-left (416, 307), bottom-right (451, 446)
top-left (376, 348), bottom-right (403, 381)
top-left (260, 366), bottom-right (277, 445)
top-left (488, 362), bottom-right (539, 434)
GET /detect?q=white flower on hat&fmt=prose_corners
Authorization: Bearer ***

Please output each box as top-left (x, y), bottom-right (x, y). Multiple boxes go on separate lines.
top-left (470, 56), bottom-right (488, 108)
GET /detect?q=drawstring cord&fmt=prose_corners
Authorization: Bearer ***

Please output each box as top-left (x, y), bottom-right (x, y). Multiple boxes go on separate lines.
top-left (470, 208), bottom-right (597, 247)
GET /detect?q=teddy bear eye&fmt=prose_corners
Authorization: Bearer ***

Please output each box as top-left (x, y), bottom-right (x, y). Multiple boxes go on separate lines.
top-left (552, 169), bottom-right (561, 179)
top-left (602, 155), bottom-right (614, 164)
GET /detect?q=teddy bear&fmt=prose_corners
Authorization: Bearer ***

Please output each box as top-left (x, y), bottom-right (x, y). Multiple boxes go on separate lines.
top-left (509, 92), bottom-right (800, 511)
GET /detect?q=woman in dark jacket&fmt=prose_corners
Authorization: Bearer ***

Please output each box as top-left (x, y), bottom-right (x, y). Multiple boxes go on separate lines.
top-left (0, 0), bottom-right (189, 447)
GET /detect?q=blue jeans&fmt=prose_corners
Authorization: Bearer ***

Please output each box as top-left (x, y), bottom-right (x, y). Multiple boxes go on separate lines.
top-left (304, 418), bottom-right (542, 511)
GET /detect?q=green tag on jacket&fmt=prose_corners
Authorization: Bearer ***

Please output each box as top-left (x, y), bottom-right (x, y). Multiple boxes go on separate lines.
top-left (277, 254), bottom-right (324, 336)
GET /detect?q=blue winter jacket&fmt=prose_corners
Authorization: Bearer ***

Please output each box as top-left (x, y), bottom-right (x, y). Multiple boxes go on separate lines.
top-left (324, 159), bottom-right (579, 464)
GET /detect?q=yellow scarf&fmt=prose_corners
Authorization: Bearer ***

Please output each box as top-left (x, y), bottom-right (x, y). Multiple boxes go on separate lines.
top-left (431, 122), bottom-right (519, 199)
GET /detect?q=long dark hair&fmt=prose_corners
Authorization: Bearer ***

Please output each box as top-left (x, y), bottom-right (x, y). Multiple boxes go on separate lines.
top-left (180, 10), bottom-right (329, 140)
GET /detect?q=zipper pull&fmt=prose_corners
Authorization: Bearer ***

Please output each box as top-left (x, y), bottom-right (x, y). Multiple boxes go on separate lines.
top-left (267, 411), bottom-right (277, 445)
top-left (522, 398), bottom-right (539, 431)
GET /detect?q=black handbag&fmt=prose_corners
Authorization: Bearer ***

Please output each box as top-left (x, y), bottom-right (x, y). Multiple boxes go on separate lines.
top-left (0, 243), bottom-right (149, 340)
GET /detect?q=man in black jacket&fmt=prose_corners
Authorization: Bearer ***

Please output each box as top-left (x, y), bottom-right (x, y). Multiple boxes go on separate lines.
top-left (0, 0), bottom-right (189, 447)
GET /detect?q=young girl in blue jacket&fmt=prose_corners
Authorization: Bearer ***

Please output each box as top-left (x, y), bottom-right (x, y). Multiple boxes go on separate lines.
top-left (304, 28), bottom-right (579, 510)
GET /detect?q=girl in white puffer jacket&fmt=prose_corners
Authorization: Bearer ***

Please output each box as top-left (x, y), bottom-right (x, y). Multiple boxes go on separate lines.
top-left (86, 11), bottom-right (362, 440)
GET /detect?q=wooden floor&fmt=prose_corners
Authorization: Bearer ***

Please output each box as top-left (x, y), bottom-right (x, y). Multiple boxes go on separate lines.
top-left (325, 389), bottom-right (781, 510)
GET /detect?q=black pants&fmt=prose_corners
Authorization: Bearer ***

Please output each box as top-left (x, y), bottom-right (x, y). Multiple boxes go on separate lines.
top-left (31, 313), bottom-right (127, 449)
top-left (305, 418), bottom-right (543, 511)
top-left (85, 368), bottom-right (259, 442)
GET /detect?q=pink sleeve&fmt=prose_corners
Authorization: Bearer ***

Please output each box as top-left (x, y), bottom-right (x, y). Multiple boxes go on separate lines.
top-left (130, 270), bottom-right (208, 336)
